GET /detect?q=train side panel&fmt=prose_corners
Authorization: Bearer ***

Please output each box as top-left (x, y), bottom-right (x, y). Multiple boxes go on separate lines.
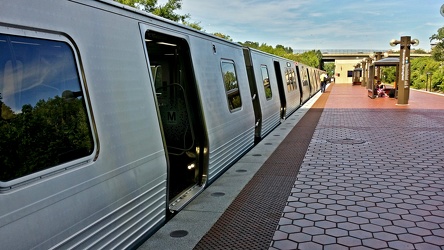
top-left (0, 1), bottom-right (168, 249)
top-left (277, 60), bottom-right (301, 117)
top-left (244, 48), bottom-right (281, 140)
top-left (189, 38), bottom-right (255, 181)
top-left (296, 63), bottom-right (311, 104)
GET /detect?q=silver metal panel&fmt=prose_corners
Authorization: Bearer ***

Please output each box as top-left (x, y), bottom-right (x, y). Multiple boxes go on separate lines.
top-left (187, 37), bottom-right (255, 181)
top-left (0, 0), bottom-right (168, 248)
top-left (279, 59), bottom-right (302, 116)
top-left (248, 50), bottom-right (282, 138)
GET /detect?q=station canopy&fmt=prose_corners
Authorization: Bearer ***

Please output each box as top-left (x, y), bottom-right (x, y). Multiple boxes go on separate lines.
top-left (373, 57), bottom-right (399, 66)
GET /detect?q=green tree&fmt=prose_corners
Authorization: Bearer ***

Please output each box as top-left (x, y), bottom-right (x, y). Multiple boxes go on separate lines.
top-left (241, 41), bottom-right (260, 49)
top-left (410, 57), bottom-right (442, 91)
top-left (430, 26), bottom-right (444, 61)
top-left (381, 66), bottom-right (397, 84)
top-left (183, 20), bottom-right (204, 31)
top-left (213, 32), bottom-right (233, 41)
top-left (323, 62), bottom-right (335, 76)
top-left (115, 0), bottom-right (189, 22)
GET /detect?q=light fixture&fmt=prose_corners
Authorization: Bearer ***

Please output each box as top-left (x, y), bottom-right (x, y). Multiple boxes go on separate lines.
top-left (157, 41), bottom-right (177, 47)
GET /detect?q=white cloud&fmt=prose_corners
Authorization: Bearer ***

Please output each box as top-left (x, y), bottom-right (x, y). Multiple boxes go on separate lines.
top-left (172, 0), bottom-right (442, 50)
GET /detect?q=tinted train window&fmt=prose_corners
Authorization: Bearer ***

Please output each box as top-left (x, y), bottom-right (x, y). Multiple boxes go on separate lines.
top-left (286, 68), bottom-right (297, 92)
top-left (221, 61), bottom-right (242, 111)
top-left (260, 65), bottom-right (272, 100)
top-left (0, 34), bottom-right (93, 182)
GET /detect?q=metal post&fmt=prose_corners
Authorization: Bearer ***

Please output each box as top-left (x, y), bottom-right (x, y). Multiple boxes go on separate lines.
top-left (427, 72), bottom-right (431, 91)
top-left (375, 52), bottom-right (383, 80)
top-left (361, 60), bottom-right (367, 88)
top-left (366, 58), bottom-right (372, 90)
top-left (397, 36), bottom-right (411, 105)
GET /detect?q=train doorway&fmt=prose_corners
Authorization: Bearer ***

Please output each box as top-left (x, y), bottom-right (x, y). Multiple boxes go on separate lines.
top-left (144, 30), bottom-right (207, 212)
top-left (273, 61), bottom-right (286, 119)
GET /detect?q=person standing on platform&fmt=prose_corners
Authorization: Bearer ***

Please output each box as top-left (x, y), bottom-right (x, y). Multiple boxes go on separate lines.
top-left (320, 72), bottom-right (328, 93)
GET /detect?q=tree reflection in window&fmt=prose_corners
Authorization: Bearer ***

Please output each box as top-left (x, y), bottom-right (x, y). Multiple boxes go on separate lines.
top-left (221, 61), bottom-right (242, 111)
top-left (286, 68), bottom-right (297, 92)
top-left (260, 65), bottom-right (272, 100)
top-left (0, 34), bottom-right (93, 182)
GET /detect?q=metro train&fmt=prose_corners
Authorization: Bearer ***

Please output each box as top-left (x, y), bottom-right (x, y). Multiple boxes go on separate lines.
top-left (0, 0), bottom-right (323, 249)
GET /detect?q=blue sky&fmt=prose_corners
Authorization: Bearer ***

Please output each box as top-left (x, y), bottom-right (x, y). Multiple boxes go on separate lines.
top-left (169, 0), bottom-right (443, 51)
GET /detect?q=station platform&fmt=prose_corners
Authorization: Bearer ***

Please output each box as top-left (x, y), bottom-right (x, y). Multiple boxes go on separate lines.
top-left (138, 83), bottom-right (444, 250)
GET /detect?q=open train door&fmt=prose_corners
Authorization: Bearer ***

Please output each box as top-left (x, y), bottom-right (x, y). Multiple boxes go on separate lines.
top-left (142, 29), bottom-right (208, 213)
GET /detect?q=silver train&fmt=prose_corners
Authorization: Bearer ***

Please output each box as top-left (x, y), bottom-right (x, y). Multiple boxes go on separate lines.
top-left (0, 1), bottom-right (323, 249)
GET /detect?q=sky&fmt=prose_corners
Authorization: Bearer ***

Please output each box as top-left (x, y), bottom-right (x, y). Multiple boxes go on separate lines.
top-left (167, 0), bottom-right (443, 52)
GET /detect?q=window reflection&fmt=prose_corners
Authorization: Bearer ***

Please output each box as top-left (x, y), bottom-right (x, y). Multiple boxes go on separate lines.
top-left (260, 65), bottom-right (272, 100)
top-left (286, 68), bottom-right (297, 92)
top-left (0, 34), bottom-right (93, 182)
top-left (221, 61), bottom-right (242, 111)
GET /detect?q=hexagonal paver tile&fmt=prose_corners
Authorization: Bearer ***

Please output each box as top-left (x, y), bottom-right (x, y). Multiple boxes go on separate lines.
top-left (305, 213), bottom-right (325, 222)
top-left (337, 210), bottom-right (357, 218)
top-left (326, 228), bottom-right (348, 237)
top-left (337, 222), bottom-right (360, 231)
top-left (373, 231), bottom-right (398, 241)
top-left (414, 242), bottom-right (442, 250)
top-left (272, 239), bottom-right (298, 250)
top-left (272, 231), bottom-right (288, 241)
top-left (337, 236), bottom-right (362, 247)
top-left (362, 238), bottom-right (388, 249)
top-left (349, 230), bottom-right (372, 239)
top-left (388, 241), bottom-right (414, 249)
top-left (279, 225), bottom-right (302, 234)
top-left (384, 225), bottom-right (408, 234)
top-left (292, 219), bottom-right (314, 227)
top-left (325, 215), bottom-right (347, 223)
top-left (398, 233), bottom-right (424, 244)
top-left (360, 223), bottom-right (383, 233)
top-left (423, 235), bottom-right (444, 246)
top-left (314, 220), bottom-right (336, 229)
top-left (392, 219), bottom-right (415, 228)
top-left (370, 218), bottom-right (392, 227)
top-left (288, 232), bottom-right (312, 243)
top-left (348, 216), bottom-right (370, 225)
top-left (283, 212), bottom-right (304, 220)
top-left (278, 217), bottom-right (292, 225)
top-left (312, 234), bottom-right (336, 245)
top-left (297, 241), bottom-right (323, 250)
top-left (302, 226), bottom-right (324, 236)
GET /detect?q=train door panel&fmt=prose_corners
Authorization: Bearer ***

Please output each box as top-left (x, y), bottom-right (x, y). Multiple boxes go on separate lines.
top-left (273, 61), bottom-right (286, 119)
top-left (143, 30), bottom-right (207, 212)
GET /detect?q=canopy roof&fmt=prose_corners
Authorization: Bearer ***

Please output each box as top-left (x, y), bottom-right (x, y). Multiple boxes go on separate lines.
top-left (373, 57), bottom-right (399, 66)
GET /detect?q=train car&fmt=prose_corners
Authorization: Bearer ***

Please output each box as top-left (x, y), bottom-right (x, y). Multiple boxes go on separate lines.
top-left (295, 62), bottom-right (312, 104)
top-left (275, 59), bottom-right (302, 118)
top-left (0, 0), bottom-right (256, 249)
top-left (243, 48), bottom-right (282, 142)
top-left (307, 67), bottom-right (318, 96)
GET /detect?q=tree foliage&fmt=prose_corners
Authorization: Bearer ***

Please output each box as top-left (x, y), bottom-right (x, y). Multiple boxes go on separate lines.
top-left (430, 26), bottom-right (444, 62)
top-left (411, 57), bottom-right (442, 91)
top-left (213, 32), bottom-right (233, 41)
top-left (240, 41), bottom-right (322, 68)
top-left (115, 0), bottom-right (189, 22)
top-left (0, 97), bottom-right (93, 181)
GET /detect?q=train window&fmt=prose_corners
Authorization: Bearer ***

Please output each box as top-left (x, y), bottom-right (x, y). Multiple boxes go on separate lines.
top-left (0, 34), bottom-right (93, 182)
top-left (221, 60), bottom-right (242, 111)
top-left (286, 68), bottom-right (297, 92)
top-left (302, 67), bottom-right (309, 86)
top-left (260, 65), bottom-right (272, 100)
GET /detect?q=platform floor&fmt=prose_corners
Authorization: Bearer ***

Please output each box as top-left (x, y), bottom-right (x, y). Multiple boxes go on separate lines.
top-left (138, 83), bottom-right (444, 250)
